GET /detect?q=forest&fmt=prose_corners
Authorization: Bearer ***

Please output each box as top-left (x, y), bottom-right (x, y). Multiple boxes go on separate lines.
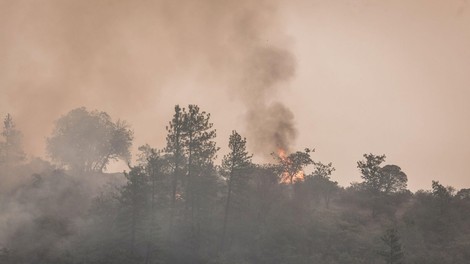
top-left (0, 105), bottom-right (469, 264)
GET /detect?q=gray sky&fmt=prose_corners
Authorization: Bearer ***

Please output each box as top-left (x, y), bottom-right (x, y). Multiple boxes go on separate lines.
top-left (1, 0), bottom-right (469, 191)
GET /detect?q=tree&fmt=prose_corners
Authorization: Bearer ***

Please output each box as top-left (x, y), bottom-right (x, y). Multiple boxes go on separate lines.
top-left (309, 161), bottom-right (338, 208)
top-left (182, 105), bottom-right (218, 168)
top-left (0, 113), bottom-right (25, 167)
top-left (357, 154), bottom-right (386, 193)
top-left (431, 180), bottom-right (454, 214)
top-left (380, 165), bottom-right (407, 194)
top-left (165, 105), bottom-right (186, 238)
top-left (220, 130), bottom-right (252, 251)
top-left (357, 154), bottom-right (408, 217)
top-left (312, 161), bottom-right (335, 180)
top-left (181, 105), bottom-right (219, 247)
top-left (274, 148), bottom-right (314, 184)
top-left (379, 228), bottom-right (404, 264)
top-left (137, 145), bottom-right (168, 264)
top-left (357, 154), bottom-right (407, 194)
top-left (47, 107), bottom-right (133, 173)
top-left (456, 188), bottom-right (470, 200)
top-left (116, 166), bottom-right (150, 262)
top-left (432, 180), bottom-right (454, 200)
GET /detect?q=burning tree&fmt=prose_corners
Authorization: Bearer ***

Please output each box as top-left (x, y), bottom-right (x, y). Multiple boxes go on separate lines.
top-left (274, 148), bottom-right (314, 184)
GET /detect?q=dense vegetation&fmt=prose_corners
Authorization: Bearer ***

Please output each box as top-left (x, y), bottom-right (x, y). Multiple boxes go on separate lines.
top-left (0, 106), bottom-right (469, 264)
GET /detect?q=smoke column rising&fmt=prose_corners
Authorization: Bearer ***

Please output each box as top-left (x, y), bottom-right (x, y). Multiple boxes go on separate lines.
top-left (0, 0), bottom-right (297, 158)
top-left (240, 46), bottom-right (297, 156)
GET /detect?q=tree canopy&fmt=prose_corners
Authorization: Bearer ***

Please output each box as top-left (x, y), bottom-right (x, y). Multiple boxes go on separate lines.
top-left (357, 153), bottom-right (408, 194)
top-left (46, 107), bottom-right (133, 173)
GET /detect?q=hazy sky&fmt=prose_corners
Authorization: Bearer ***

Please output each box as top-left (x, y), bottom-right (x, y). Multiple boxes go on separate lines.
top-left (1, 0), bottom-right (469, 191)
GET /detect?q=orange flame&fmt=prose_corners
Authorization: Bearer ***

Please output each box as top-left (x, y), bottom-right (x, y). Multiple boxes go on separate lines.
top-left (278, 148), bottom-right (288, 161)
top-left (277, 148), bottom-right (305, 184)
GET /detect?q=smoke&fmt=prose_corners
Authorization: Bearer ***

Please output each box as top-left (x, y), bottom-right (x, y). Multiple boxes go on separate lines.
top-left (239, 46), bottom-right (297, 155)
top-left (246, 102), bottom-right (297, 154)
top-left (0, 0), bottom-right (297, 158)
top-left (1, 1), bottom-right (299, 252)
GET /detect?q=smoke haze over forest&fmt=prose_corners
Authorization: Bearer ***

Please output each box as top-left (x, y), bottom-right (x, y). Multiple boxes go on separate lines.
top-left (1, 0), bottom-right (470, 190)
top-left (2, 1), bottom-right (470, 264)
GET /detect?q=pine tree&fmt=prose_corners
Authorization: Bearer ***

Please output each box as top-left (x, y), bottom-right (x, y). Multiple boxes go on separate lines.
top-left (181, 104), bottom-right (219, 249)
top-left (220, 130), bottom-right (252, 251)
top-left (116, 166), bottom-right (150, 262)
top-left (379, 228), bottom-right (404, 264)
top-left (165, 105), bottom-right (186, 238)
top-left (138, 146), bottom-right (167, 264)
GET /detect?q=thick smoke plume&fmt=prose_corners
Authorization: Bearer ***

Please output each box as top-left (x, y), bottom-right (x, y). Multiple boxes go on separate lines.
top-left (246, 102), bottom-right (297, 154)
top-left (240, 46), bottom-right (297, 155)
top-left (0, 0), bottom-right (297, 157)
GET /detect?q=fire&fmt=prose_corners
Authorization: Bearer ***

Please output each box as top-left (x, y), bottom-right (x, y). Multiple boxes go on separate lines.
top-left (280, 170), bottom-right (305, 184)
top-left (278, 148), bottom-right (288, 161)
top-left (293, 170), bottom-right (305, 182)
top-left (277, 148), bottom-right (305, 184)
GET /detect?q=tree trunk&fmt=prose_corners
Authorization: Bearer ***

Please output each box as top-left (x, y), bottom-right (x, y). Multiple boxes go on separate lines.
top-left (169, 136), bottom-right (180, 240)
top-left (145, 165), bottom-right (157, 264)
top-left (221, 166), bottom-right (234, 251)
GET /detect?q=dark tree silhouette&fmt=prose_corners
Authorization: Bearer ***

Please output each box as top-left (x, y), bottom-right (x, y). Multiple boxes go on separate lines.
top-left (181, 105), bottom-right (219, 246)
top-left (309, 161), bottom-right (337, 208)
top-left (380, 165), bottom-right (408, 194)
top-left (117, 166), bottom-right (150, 262)
top-left (379, 228), bottom-right (404, 264)
top-left (220, 130), bottom-right (252, 251)
top-left (357, 154), bottom-right (407, 194)
top-left (165, 105), bottom-right (186, 238)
